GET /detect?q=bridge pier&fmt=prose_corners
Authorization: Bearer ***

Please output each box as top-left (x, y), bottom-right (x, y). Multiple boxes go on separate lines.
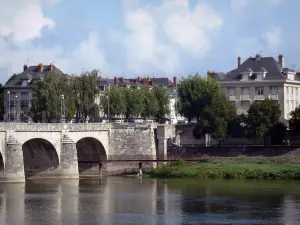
top-left (2, 136), bottom-right (25, 182)
top-left (60, 135), bottom-right (79, 179)
top-left (156, 125), bottom-right (175, 166)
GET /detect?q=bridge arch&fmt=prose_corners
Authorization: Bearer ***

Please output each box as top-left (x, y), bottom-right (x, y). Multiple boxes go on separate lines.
top-left (22, 138), bottom-right (59, 178)
top-left (76, 137), bottom-right (107, 176)
top-left (0, 152), bottom-right (3, 172)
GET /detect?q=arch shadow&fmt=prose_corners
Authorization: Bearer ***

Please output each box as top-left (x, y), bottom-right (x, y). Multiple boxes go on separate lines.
top-left (76, 137), bottom-right (107, 177)
top-left (22, 138), bottom-right (59, 178)
top-left (0, 152), bottom-right (3, 172)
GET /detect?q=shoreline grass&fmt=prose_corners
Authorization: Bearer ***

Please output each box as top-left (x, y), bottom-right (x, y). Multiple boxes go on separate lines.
top-left (147, 160), bottom-right (300, 180)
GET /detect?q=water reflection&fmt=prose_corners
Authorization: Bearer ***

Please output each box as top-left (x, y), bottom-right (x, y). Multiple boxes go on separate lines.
top-left (0, 178), bottom-right (299, 224)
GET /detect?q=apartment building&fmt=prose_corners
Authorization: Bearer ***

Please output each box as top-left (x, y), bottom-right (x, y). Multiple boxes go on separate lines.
top-left (208, 54), bottom-right (300, 122)
top-left (3, 63), bottom-right (66, 122)
top-left (98, 75), bottom-right (179, 123)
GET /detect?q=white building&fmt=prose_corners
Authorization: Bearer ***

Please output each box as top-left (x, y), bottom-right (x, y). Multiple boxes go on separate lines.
top-left (209, 54), bottom-right (300, 122)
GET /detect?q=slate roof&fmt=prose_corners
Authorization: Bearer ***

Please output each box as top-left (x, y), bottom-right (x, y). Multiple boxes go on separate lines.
top-left (220, 56), bottom-right (288, 82)
top-left (4, 64), bottom-right (67, 88)
top-left (99, 77), bottom-right (174, 87)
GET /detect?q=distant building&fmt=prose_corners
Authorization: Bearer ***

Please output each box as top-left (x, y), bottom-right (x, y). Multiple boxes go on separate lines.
top-left (3, 63), bottom-right (66, 122)
top-left (209, 53), bottom-right (300, 122)
top-left (98, 75), bottom-right (179, 123)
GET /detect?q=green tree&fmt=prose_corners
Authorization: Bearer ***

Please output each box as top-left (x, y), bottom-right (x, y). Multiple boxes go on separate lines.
top-left (178, 74), bottom-right (221, 122)
top-left (268, 122), bottom-right (287, 144)
top-left (101, 87), bottom-right (126, 118)
top-left (124, 87), bottom-right (145, 118)
top-left (193, 94), bottom-right (236, 143)
top-left (153, 86), bottom-right (170, 119)
top-left (141, 87), bottom-right (159, 118)
top-left (31, 73), bottom-right (76, 122)
top-left (244, 99), bottom-right (281, 144)
top-left (73, 70), bottom-right (100, 122)
top-left (289, 106), bottom-right (300, 134)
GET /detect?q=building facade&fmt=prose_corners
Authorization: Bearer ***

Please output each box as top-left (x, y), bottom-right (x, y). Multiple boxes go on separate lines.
top-left (98, 75), bottom-right (179, 123)
top-left (209, 54), bottom-right (300, 122)
top-left (3, 63), bottom-right (65, 122)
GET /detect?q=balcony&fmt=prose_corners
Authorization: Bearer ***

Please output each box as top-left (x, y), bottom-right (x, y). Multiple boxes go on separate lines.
top-left (227, 96), bottom-right (236, 101)
top-left (240, 95), bottom-right (250, 101)
top-left (21, 99), bottom-right (30, 105)
top-left (254, 95), bottom-right (264, 100)
top-left (269, 94), bottom-right (278, 100)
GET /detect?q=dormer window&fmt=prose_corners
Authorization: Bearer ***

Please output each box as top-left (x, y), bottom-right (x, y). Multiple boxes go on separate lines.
top-left (21, 80), bottom-right (28, 86)
top-left (255, 67), bottom-right (267, 81)
top-left (241, 68), bottom-right (253, 81)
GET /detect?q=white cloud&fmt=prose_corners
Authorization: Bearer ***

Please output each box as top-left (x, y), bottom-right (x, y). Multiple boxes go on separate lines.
top-left (230, 0), bottom-right (248, 9)
top-left (122, 0), bottom-right (223, 74)
top-left (262, 26), bottom-right (282, 50)
top-left (0, 0), bottom-right (55, 43)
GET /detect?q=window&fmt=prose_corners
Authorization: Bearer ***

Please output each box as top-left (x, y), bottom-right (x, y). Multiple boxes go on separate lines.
top-left (242, 87), bottom-right (250, 95)
top-left (228, 88), bottom-right (235, 96)
top-left (256, 74), bottom-right (263, 81)
top-left (256, 87), bottom-right (263, 95)
top-left (21, 80), bottom-right (28, 86)
top-left (271, 86), bottom-right (278, 95)
top-left (100, 86), bottom-right (105, 91)
top-left (296, 101), bottom-right (299, 107)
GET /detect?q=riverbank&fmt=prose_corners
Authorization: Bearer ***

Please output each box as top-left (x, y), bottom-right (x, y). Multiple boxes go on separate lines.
top-left (148, 161), bottom-right (300, 180)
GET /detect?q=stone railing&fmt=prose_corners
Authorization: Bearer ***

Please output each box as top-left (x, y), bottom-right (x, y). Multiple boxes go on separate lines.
top-left (0, 123), bottom-right (112, 131)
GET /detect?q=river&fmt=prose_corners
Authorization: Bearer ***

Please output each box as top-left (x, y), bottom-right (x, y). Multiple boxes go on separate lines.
top-left (0, 177), bottom-right (299, 225)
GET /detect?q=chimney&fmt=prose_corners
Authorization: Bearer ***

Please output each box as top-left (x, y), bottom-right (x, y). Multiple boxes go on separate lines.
top-left (133, 79), bottom-right (136, 84)
top-left (119, 77), bottom-right (124, 82)
top-left (99, 75), bottom-right (102, 81)
top-left (137, 76), bottom-right (142, 82)
top-left (255, 53), bottom-right (261, 61)
top-left (23, 64), bottom-right (28, 72)
top-left (173, 76), bottom-right (177, 88)
top-left (147, 76), bottom-right (150, 82)
top-left (114, 76), bottom-right (117, 86)
top-left (279, 54), bottom-right (284, 68)
top-left (149, 80), bottom-right (153, 86)
top-left (49, 63), bottom-right (54, 72)
top-left (238, 56), bottom-right (241, 67)
top-left (37, 63), bottom-right (43, 72)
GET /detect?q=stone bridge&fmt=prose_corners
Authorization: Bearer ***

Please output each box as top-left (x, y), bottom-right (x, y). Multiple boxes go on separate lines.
top-left (0, 123), bottom-right (171, 182)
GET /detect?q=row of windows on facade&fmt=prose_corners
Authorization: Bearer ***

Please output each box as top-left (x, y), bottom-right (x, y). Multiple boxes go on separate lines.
top-left (227, 87), bottom-right (279, 96)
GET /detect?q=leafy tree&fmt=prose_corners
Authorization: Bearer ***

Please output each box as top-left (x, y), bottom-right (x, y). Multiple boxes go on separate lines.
top-left (193, 94), bottom-right (236, 142)
top-left (31, 73), bottom-right (76, 122)
top-left (153, 86), bottom-right (170, 119)
top-left (73, 70), bottom-right (100, 122)
top-left (268, 122), bottom-right (287, 144)
top-left (227, 114), bottom-right (247, 137)
top-left (124, 87), bottom-right (145, 118)
top-left (178, 74), bottom-right (221, 122)
top-left (289, 106), bottom-right (300, 134)
top-left (141, 87), bottom-right (159, 118)
top-left (244, 99), bottom-right (281, 144)
top-left (101, 87), bottom-right (126, 118)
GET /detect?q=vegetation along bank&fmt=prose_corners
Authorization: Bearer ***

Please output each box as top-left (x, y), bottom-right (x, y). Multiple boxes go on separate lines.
top-left (148, 160), bottom-right (300, 180)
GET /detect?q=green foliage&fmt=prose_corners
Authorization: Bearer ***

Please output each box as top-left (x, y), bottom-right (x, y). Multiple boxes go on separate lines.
top-left (102, 85), bottom-right (169, 119)
top-left (244, 99), bottom-right (281, 139)
top-left (269, 122), bottom-right (287, 144)
top-left (178, 74), bottom-right (221, 122)
top-left (227, 114), bottom-right (247, 137)
top-left (148, 162), bottom-right (300, 180)
top-left (31, 70), bottom-right (100, 123)
top-left (289, 106), bottom-right (300, 134)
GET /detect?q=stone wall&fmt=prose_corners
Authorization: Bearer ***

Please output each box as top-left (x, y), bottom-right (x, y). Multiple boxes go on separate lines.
top-left (108, 125), bottom-right (156, 174)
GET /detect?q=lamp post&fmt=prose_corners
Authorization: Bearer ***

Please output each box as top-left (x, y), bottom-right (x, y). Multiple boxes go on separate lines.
top-left (61, 94), bottom-right (65, 123)
top-left (14, 95), bottom-right (17, 122)
top-left (106, 96), bottom-right (109, 122)
top-left (7, 91), bottom-right (10, 122)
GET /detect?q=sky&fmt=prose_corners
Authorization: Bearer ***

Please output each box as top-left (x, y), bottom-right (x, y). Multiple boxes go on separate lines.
top-left (0, 0), bottom-right (299, 83)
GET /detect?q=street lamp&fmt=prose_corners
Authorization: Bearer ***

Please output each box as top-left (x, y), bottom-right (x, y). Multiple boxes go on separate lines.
top-left (7, 91), bottom-right (10, 122)
top-left (14, 95), bottom-right (17, 122)
top-left (61, 94), bottom-right (65, 123)
top-left (106, 96), bottom-right (109, 122)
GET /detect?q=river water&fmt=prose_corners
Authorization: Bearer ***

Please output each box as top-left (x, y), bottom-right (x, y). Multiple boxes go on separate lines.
top-left (0, 177), bottom-right (299, 225)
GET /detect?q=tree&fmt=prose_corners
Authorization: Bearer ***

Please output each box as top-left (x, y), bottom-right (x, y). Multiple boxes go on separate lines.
top-left (289, 106), bottom-right (300, 134)
top-left (31, 73), bottom-right (76, 122)
top-left (153, 86), bottom-right (170, 119)
top-left (141, 87), bottom-right (159, 118)
top-left (227, 114), bottom-right (247, 138)
top-left (244, 99), bottom-right (281, 144)
top-left (124, 87), bottom-right (145, 119)
top-left (73, 70), bottom-right (100, 122)
top-left (101, 87), bottom-right (126, 118)
top-left (178, 74), bottom-right (221, 122)
top-left (268, 122), bottom-right (287, 144)
top-left (193, 94), bottom-right (236, 143)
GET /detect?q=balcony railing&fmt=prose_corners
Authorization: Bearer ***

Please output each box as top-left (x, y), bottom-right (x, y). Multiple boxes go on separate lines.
top-left (269, 94), bottom-right (278, 100)
top-left (227, 96), bottom-right (236, 101)
top-left (21, 99), bottom-right (30, 105)
top-left (254, 95), bottom-right (264, 100)
top-left (240, 95), bottom-right (250, 101)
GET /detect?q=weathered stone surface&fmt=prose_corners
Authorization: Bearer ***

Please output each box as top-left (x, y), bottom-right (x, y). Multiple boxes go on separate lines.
top-left (3, 139), bottom-right (25, 182)
top-left (60, 142), bottom-right (79, 178)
